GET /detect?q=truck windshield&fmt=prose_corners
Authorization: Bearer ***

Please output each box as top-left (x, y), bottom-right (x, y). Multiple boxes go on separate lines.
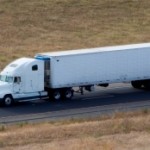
top-left (0, 75), bottom-right (14, 83)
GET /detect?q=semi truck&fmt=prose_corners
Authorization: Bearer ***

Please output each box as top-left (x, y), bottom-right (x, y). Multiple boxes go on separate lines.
top-left (0, 43), bottom-right (150, 106)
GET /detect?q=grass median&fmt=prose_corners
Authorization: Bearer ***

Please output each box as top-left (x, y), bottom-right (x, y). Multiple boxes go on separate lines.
top-left (0, 110), bottom-right (150, 149)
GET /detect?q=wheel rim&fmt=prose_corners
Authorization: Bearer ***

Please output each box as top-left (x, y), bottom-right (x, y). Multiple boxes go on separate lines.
top-left (4, 97), bottom-right (12, 106)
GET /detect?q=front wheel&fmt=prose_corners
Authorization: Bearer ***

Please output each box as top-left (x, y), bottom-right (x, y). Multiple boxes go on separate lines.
top-left (3, 95), bottom-right (14, 106)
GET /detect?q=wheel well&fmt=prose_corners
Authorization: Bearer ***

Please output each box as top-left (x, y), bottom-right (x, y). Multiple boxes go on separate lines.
top-left (4, 94), bottom-right (13, 99)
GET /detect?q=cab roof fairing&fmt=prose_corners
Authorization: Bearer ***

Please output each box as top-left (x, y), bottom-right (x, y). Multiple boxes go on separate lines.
top-left (0, 57), bottom-right (37, 76)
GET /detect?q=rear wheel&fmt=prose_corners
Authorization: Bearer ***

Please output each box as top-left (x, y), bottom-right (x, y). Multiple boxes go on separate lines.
top-left (143, 80), bottom-right (150, 90)
top-left (62, 88), bottom-right (73, 100)
top-left (3, 95), bottom-right (13, 106)
top-left (49, 90), bottom-right (62, 101)
top-left (131, 81), bottom-right (142, 89)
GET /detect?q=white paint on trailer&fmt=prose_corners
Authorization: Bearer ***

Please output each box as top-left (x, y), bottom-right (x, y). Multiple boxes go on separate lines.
top-left (37, 43), bottom-right (150, 88)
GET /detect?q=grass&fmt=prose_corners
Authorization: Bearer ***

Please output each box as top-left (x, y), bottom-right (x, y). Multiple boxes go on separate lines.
top-left (0, 0), bottom-right (150, 69)
top-left (0, 110), bottom-right (150, 149)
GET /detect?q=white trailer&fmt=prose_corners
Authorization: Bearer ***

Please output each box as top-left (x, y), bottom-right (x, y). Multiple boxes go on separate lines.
top-left (0, 43), bottom-right (150, 106)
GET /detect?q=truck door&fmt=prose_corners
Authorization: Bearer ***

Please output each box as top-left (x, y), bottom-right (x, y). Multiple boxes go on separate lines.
top-left (23, 62), bottom-right (44, 93)
top-left (13, 76), bottom-right (22, 93)
top-left (30, 64), bottom-right (39, 92)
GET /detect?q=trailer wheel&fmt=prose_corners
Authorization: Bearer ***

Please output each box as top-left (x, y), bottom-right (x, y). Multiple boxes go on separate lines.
top-left (3, 95), bottom-right (14, 107)
top-left (131, 81), bottom-right (142, 89)
top-left (143, 80), bottom-right (150, 90)
top-left (62, 88), bottom-right (73, 100)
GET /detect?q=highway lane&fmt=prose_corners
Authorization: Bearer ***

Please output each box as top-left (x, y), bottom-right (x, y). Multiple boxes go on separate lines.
top-left (1, 83), bottom-right (150, 124)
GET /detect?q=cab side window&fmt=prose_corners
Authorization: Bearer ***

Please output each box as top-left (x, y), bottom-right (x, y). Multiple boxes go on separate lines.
top-left (32, 65), bottom-right (38, 71)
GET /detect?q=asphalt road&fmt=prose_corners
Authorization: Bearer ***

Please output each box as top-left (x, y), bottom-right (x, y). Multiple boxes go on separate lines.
top-left (1, 83), bottom-right (150, 124)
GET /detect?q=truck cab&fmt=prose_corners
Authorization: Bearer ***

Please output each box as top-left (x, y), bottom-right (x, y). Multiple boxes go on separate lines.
top-left (0, 57), bottom-right (47, 106)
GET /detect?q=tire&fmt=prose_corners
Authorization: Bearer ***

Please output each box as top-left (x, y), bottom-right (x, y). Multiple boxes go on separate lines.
top-left (131, 81), bottom-right (142, 89)
top-left (3, 95), bottom-right (13, 106)
top-left (51, 90), bottom-right (61, 101)
top-left (62, 88), bottom-right (73, 100)
top-left (143, 80), bottom-right (150, 90)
